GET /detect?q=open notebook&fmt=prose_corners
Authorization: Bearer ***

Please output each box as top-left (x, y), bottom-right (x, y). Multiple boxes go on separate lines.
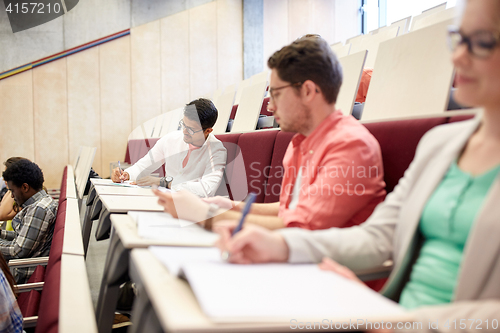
top-left (129, 212), bottom-right (219, 246)
top-left (149, 246), bottom-right (405, 323)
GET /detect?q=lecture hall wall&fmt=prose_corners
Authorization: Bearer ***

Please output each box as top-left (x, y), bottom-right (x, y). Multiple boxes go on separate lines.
top-left (0, 0), bottom-right (358, 188)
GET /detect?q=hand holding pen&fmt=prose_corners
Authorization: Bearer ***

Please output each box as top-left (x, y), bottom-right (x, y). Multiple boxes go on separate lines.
top-left (220, 192), bottom-right (257, 261)
top-left (118, 161), bottom-right (124, 183)
top-left (111, 161), bottom-right (130, 183)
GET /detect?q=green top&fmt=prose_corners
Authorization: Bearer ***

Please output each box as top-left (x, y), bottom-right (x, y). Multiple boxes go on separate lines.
top-left (399, 161), bottom-right (500, 309)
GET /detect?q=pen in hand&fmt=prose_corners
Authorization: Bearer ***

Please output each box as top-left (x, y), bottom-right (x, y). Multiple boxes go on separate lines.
top-left (118, 161), bottom-right (124, 183)
top-left (221, 192), bottom-right (257, 261)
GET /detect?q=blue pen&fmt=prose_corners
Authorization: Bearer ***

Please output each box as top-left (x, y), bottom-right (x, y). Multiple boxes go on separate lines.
top-left (118, 161), bottom-right (124, 183)
top-left (232, 192), bottom-right (257, 235)
top-left (221, 192), bottom-right (257, 261)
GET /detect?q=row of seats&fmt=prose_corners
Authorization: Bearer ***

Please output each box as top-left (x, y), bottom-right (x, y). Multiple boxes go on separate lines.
top-left (9, 165), bottom-right (97, 332)
top-left (125, 114), bottom-right (475, 205)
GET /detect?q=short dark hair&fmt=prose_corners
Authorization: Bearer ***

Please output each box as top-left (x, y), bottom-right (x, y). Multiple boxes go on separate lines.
top-left (4, 157), bottom-right (28, 169)
top-left (184, 98), bottom-right (218, 129)
top-left (267, 36), bottom-right (342, 104)
top-left (2, 160), bottom-right (44, 191)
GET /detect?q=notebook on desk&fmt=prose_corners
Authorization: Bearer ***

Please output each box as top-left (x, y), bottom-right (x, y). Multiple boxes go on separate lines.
top-left (149, 246), bottom-right (405, 323)
top-left (129, 212), bottom-right (219, 246)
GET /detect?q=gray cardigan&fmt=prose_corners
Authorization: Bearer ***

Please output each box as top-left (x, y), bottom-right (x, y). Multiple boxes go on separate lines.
top-left (279, 115), bottom-right (500, 333)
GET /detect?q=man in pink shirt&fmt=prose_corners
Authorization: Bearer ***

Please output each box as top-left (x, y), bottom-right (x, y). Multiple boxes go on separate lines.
top-left (155, 36), bottom-right (385, 231)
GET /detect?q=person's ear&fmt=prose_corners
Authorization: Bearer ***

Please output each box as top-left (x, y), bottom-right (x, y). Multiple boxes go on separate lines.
top-left (21, 183), bottom-right (30, 193)
top-left (302, 80), bottom-right (319, 101)
top-left (204, 128), bottom-right (213, 135)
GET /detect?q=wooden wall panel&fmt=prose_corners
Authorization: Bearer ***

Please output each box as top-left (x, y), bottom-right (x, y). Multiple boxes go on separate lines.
top-left (161, 11), bottom-right (190, 112)
top-left (67, 47), bottom-right (102, 175)
top-left (0, 71), bottom-right (35, 167)
top-left (99, 36), bottom-right (132, 178)
top-left (131, 20), bottom-right (162, 128)
top-left (263, 0), bottom-right (288, 68)
top-left (189, 2), bottom-right (217, 100)
top-left (33, 59), bottom-right (68, 188)
top-left (216, 0), bottom-right (243, 89)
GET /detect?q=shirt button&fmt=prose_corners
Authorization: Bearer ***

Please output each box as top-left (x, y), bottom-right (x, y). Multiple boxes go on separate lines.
top-left (309, 150), bottom-right (314, 154)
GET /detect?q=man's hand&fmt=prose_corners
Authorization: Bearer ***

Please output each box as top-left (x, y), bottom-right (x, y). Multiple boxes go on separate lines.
top-left (202, 196), bottom-right (237, 210)
top-left (154, 189), bottom-right (209, 223)
top-left (136, 176), bottom-right (161, 187)
top-left (215, 223), bottom-right (289, 264)
top-left (111, 167), bottom-right (129, 183)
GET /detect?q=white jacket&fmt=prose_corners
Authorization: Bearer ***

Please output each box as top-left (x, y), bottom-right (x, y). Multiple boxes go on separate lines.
top-left (126, 131), bottom-right (227, 197)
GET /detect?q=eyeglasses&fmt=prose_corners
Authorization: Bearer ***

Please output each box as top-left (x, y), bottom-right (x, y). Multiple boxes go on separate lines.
top-left (448, 27), bottom-right (500, 58)
top-left (268, 82), bottom-right (303, 102)
top-left (179, 120), bottom-right (204, 135)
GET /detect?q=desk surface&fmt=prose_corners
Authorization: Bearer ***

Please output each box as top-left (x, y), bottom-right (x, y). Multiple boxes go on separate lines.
top-left (130, 249), bottom-right (415, 333)
top-left (99, 195), bottom-right (164, 213)
top-left (131, 249), bottom-right (287, 332)
top-left (90, 178), bottom-right (115, 185)
top-left (94, 185), bottom-right (156, 197)
top-left (111, 214), bottom-right (215, 248)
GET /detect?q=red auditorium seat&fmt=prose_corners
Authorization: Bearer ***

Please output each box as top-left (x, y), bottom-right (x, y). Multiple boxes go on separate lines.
top-left (363, 117), bottom-right (448, 193)
top-left (229, 130), bottom-right (278, 202)
top-left (264, 131), bottom-right (295, 203)
top-left (35, 260), bottom-right (61, 333)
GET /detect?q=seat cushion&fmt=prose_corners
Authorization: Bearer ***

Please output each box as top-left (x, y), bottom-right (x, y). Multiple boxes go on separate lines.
top-left (260, 97), bottom-right (272, 116)
top-left (58, 166), bottom-right (68, 205)
top-left (125, 138), bottom-right (161, 164)
top-left (35, 259), bottom-right (61, 333)
top-left (363, 117), bottom-right (448, 193)
top-left (264, 131), bottom-right (295, 203)
top-left (46, 228), bottom-right (64, 276)
top-left (18, 290), bottom-right (41, 318)
top-left (17, 265), bottom-right (46, 317)
top-left (214, 133), bottom-right (241, 199)
top-left (229, 105), bottom-right (238, 119)
top-left (230, 130), bottom-right (278, 203)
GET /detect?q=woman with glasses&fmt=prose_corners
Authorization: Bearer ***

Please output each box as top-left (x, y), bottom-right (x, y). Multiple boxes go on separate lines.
top-left (216, 0), bottom-right (500, 330)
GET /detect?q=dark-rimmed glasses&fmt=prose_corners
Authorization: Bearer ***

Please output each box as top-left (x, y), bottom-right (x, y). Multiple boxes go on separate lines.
top-left (448, 26), bottom-right (500, 58)
top-left (179, 120), bottom-right (204, 135)
top-left (269, 82), bottom-right (303, 102)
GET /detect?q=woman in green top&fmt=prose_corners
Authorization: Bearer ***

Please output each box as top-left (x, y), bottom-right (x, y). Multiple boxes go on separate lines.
top-left (212, 0), bottom-right (500, 331)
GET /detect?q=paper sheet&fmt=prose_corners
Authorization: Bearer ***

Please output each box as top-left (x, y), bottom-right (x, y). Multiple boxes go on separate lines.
top-left (181, 262), bottom-right (405, 322)
top-left (150, 246), bottom-right (221, 276)
top-left (90, 178), bottom-right (147, 188)
top-left (130, 212), bottom-right (219, 246)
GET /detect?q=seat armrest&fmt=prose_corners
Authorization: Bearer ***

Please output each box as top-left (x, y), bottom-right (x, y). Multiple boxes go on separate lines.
top-left (15, 282), bottom-right (44, 293)
top-left (8, 257), bottom-right (49, 268)
top-left (355, 260), bottom-right (393, 281)
top-left (23, 316), bottom-right (38, 328)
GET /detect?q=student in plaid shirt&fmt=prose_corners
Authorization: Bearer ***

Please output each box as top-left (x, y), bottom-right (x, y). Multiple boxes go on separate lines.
top-left (0, 160), bottom-right (58, 284)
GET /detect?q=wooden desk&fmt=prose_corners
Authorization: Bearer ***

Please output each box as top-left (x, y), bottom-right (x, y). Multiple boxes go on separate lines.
top-left (94, 195), bottom-right (163, 245)
top-left (99, 195), bottom-right (163, 213)
top-left (96, 214), bottom-right (216, 333)
top-left (81, 182), bottom-right (161, 256)
top-left (60, 254), bottom-right (98, 333)
top-left (337, 50), bottom-right (367, 115)
top-left (93, 185), bottom-right (156, 197)
top-left (128, 249), bottom-right (415, 332)
top-left (362, 19), bottom-right (455, 121)
top-left (62, 198), bottom-right (85, 256)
